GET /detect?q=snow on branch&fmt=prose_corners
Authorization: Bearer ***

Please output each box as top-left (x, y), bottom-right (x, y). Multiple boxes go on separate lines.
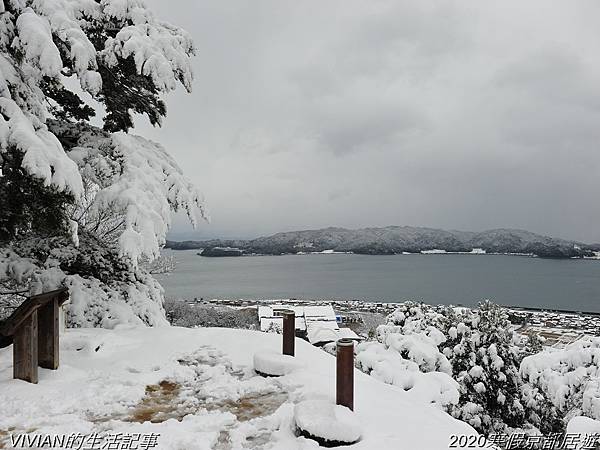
top-left (0, 0), bottom-right (197, 198)
top-left (0, 97), bottom-right (84, 195)
top-left (63, 123), bottom-right (207, 264)
top-left (24, 0), bottom-right (196, 97)
top-left (14, 7), bottom-right (62, 77)
top-left (99, 0), bottom-right (195, 93)
top-left (102, 24), bottom-right (195, 93)
top-left (28, 0), bottom-right (102, 94)
top-left (1, 1), bottom-right (201, 327)
top-left (109, 133), bottom-right (206, 263)
top-left (521, 338), bottom-right (600, 420)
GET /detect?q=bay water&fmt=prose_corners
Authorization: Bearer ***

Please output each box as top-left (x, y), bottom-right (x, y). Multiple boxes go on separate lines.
top-left (157, 250), bottom-right (600, 312)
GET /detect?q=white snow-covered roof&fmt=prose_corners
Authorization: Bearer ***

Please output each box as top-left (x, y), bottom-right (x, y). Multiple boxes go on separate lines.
top-left (306, 322), bottom-right (361, 345)
top-left (258, 305), bottom-right (304, 319)
top-left (307, 320), bottom-right (338, 330)
top-left (336, 328), bottom-right (362, 340)
top-left (257, 306), bottom-right (272, 318)
top-left (258, 303), bottom-right (359, 342)
top-left (306, 326), bottom-right (334, 346)
top-left (304, 305), bottom-right (336, 319)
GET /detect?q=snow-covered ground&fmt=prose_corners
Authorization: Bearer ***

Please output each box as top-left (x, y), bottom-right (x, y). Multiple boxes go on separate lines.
top-left (0, 326), bottom-right (475, 449)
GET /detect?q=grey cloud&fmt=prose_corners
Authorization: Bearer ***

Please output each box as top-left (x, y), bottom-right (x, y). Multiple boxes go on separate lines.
top-left (494, 46), bottom-right (600, 110)
top-left (312, 100), bottom-right (429, 156)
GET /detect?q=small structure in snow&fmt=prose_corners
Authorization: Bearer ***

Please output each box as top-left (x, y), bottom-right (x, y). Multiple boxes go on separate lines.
top-left (253, 351), bottom-right (304, 377)
top-left (259, 305), bottom-right (306, 334)
top-left (258, 303), bottom-right (362, 346)
top-left (307, 323), bottom-right (360, 346)
top-left (294, 399), bottom-right (362, 447)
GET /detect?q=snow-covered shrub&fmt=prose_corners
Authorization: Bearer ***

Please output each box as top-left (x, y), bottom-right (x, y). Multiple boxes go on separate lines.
top-left (375, 301), bottom-right (452, 374)
top-left (354, 302), bottom-right (458, 408)
top-left (1, 234), bottom-right (168, 326)
top-left (524, 332), bottom-right (545, 356)
top-left (360, 301), bottom-right (531, 434)
top-left (355, 340), bottom-right (459, 408)
top-left (369, 301), bottom-right (600, 435)
top-left (521, 338), bottom-right (600, 432)
top-left (380, 331), bottom-right (452, 374)
top-left (0, 0), bottom-right (205, 326)
top-left (164, 300), bottom-right (259, 330)
top-left (264, 321), bottom-right (282, 334)
top-left (357, 311), bottom-right (387, 339)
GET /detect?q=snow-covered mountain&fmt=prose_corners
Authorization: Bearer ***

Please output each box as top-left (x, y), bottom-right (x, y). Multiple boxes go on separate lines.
top-left (166, 226), bottom-right (596, 258)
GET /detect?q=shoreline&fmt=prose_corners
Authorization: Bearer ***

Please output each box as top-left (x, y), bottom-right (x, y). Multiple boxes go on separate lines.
top-left (170, 297), bottom-right (600, 336)
top-left (165, 294), bottom-right (600, 317)
top-left (166, 248), bottom-right (600, 260)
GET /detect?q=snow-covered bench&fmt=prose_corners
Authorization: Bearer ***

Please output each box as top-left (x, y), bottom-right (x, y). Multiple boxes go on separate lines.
top-left (0, 288), bottom-right (69, 383)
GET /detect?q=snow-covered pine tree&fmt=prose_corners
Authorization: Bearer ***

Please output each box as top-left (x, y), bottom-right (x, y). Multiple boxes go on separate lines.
top-left (0, 0), bottom-right (206, 327)
top-left (447, 301), bottom-right (526, 433)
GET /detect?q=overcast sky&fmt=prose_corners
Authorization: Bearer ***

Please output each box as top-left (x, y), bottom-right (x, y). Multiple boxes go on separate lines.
top-left (138, 0), bottom-right (600, 242)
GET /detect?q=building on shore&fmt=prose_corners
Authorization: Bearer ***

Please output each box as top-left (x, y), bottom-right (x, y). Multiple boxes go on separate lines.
top-left (257, 304), bottom-right (362, 346)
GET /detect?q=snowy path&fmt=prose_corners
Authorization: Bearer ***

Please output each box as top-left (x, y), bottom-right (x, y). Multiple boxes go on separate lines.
top-left (0, 327), bottom-right (475, 449)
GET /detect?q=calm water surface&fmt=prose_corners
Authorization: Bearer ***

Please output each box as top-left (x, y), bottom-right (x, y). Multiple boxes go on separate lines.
top-left (156, 250), bottom-right (600, 312)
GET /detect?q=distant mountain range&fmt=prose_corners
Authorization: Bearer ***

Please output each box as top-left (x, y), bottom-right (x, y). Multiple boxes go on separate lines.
top-left (165, 226), bottom-right (600, 258)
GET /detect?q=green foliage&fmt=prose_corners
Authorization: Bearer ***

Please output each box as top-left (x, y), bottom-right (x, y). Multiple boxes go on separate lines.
top-left (524, 332), bottom-right (544, 356)
top-left (80, 16), bottom-right (169, 132)
top-left (164, 299), bottom-right (259, 330)
top-left (41, 78), bottom-right (96, 122)
top-left (0, 151), bottom-right (73, 244)
top-left (97, 58), bottom-right (167, 132)
top-left (11, 232), bottom-right (131, 284)
top-left (522, 383), bottom-right (563, 435)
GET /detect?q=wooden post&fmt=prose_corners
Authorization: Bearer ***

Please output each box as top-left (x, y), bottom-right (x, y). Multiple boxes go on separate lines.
top-left (13, 310), bottom-right (38, 384)
top-left (38, 297), bottom-right (59, 370)
top-left (59, 305), bottom-right (65, 333)
top-left (282, 310), bottom-right (295, 356)
top-left (336, 338), bottom-right (354, 411)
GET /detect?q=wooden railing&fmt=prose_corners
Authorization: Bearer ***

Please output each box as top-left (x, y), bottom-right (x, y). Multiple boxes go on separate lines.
top-left (0, 288), bottom-right (69, 383)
